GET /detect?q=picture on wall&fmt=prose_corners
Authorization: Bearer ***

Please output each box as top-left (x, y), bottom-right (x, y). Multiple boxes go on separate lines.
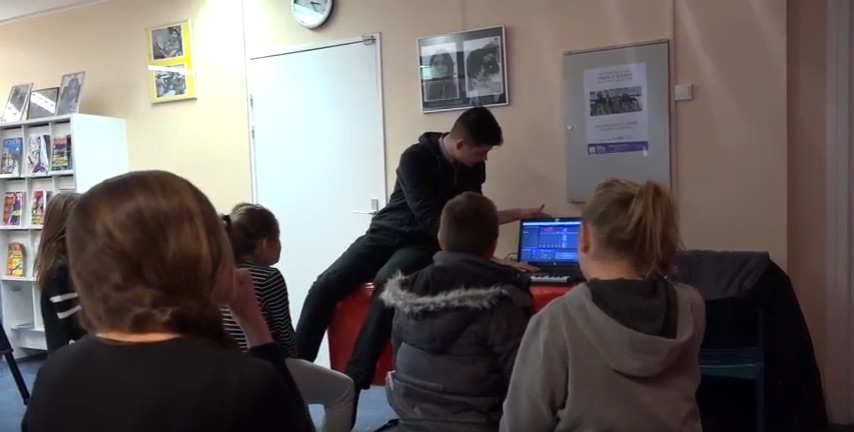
top-left (151, 24), bottom-right (184, 60)
top-left (1, 83), bottom-right (33, 123)
top-left (146, 20), bottom-right (196, 104)
top-left (154, 64), bottom-right (189, 98)
top-left (27, 87), bottom-right (59, 120)
top-left (417, 26), bottom-right (508, 113)
top-left (57, 72), bottom-right (85, 116)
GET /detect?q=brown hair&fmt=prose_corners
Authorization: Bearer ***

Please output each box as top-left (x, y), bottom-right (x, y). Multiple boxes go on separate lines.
top-left (439, 192), bottom-right (499, 254)
top-left (35, 192), bottom-right (81, 289)
top-left (581, 178), bottom-right (681, 276)
top-left (66, 170), bottom-right (234, 346)
top-left (222, 203), bottom-right (278, 261)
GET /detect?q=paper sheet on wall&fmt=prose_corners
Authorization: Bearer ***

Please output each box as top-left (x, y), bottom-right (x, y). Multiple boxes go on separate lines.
top-left (583, 63), bottom-right (650, 156)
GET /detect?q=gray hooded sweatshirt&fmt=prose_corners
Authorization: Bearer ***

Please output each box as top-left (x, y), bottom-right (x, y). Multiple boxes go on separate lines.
top-left (500, 278), bottom-right (705, 432)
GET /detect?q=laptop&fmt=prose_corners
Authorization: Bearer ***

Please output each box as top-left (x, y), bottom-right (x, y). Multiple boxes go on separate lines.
top-left (517, 217), bottom-right (585, 285)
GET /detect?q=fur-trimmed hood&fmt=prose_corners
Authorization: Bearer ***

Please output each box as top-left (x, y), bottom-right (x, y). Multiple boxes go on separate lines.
top-left (380, 251), bottom-right (531, 316)
top-left (381, 272), bottom-right (517, 315)
top-left (383, 252), bottom-right (534, 428)
top-left (380, 251), bottom-right (532, 353)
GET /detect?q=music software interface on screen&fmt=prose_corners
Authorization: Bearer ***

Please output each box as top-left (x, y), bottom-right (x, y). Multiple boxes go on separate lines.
top-left (519, 221), bottom-right (580, 263)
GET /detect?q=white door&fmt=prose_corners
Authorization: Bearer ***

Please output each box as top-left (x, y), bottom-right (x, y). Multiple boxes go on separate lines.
top-left (248, 35), bottom-right (387, 368)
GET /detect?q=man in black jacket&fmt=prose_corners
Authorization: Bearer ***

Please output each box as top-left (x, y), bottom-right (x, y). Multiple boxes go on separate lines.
top-left (295, 107), bottom-right (545, 404)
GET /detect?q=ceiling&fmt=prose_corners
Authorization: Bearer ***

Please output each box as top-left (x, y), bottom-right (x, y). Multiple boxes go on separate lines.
top-left (0, 0), bottom-right (103, 24)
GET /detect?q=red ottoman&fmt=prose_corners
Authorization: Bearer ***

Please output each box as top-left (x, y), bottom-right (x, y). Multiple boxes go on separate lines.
top-left (328, 284), bottom-right (393, 386)
top-left (531, 285), bottom-right (572, 310)
top-left (328, 283), bottom-right (574, 386)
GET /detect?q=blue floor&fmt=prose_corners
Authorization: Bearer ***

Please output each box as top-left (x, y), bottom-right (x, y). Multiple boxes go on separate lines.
top-left (0, 357), bottom-right (395, 432)
top-left (0, 357), bottom-right (37, 432)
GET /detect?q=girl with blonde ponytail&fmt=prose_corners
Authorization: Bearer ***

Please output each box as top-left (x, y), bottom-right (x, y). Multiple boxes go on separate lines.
top-left (501, 178), bottom-right (705, 432)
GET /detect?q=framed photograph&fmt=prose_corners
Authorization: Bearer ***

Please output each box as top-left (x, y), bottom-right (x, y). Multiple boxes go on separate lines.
top-left (150, 24), bottom-right (185, 60)
top-left (417, 26), bottom-right (508, 113)
top-left (147, 20), bottom-right (196, 104)
top-left (57, 72), bottom-right (86, 116)
top-left (27, 87), bottom-right (59, 120)
top-left (1, 83), bottom-right (33, 122)
top-left (153, 64), bottom-right (190, 99)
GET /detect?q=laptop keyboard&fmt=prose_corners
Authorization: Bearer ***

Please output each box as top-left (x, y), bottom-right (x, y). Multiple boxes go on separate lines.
top-left (529, 273), bottom-right (581, 285)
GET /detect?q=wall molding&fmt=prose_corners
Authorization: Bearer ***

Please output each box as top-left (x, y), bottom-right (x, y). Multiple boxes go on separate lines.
top-left (825, 0), bottom-right (854, 424)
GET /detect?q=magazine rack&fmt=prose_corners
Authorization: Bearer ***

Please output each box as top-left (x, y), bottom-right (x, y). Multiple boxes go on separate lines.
top-left (0, 114), bottom-right (127, 355)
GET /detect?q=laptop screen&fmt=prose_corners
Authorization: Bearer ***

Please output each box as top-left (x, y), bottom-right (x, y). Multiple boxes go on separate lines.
top-left (518, 218), bottom-right (581, 267)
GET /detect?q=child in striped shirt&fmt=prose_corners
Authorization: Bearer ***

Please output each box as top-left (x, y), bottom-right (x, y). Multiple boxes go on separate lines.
top-left (221, 203), bottom-right (354, 432)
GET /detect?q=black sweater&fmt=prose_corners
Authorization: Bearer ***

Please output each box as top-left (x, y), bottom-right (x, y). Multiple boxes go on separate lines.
top-left (22, 336), bottom-right (315, 432)
top-left (371, 132), bottom-right (486, 237)
top-left (39, 260), bottom-right (86, 353)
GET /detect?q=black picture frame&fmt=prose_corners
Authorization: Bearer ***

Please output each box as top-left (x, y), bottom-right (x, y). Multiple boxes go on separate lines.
top-left (27, 87), bottom-right (60, 120)
top-left (417, 25), bottom-right (509, 113)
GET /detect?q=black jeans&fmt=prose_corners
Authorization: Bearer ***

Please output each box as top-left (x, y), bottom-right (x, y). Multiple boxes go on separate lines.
top-left (295, 228), bottom-right (437, 389)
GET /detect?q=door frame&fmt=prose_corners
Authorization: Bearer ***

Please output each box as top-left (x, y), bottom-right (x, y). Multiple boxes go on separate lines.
top-left (245, 33), bottom-right (388, 203)
top-left (825, 0), bottom-right (854, 424)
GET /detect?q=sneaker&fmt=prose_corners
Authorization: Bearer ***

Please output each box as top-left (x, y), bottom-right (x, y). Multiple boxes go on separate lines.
top-left (374, 419), bottom-right (399, 431)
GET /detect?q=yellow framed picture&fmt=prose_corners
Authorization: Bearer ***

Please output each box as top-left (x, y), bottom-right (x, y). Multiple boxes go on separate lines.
top-left (146, 20), bottom-right (197, 104)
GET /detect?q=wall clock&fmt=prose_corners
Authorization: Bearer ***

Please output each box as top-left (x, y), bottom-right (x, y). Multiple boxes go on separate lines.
top-left (292, 0), bottom-right (334, 29)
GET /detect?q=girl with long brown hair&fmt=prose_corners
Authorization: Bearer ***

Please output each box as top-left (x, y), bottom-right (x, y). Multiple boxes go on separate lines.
top-left (22, 170), bottom-right (314, 432)
top-left (35, 192), bottom-right (84, 353)
top-left (500, 178), bottom-right (705, 432)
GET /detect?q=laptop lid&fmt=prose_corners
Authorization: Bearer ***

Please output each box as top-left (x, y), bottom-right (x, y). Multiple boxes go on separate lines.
top-left (517, 217), bottom-right (581, 269)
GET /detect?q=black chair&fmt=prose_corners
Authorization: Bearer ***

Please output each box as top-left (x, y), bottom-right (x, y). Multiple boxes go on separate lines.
top-left (0, 321), bottom-right (30, 405)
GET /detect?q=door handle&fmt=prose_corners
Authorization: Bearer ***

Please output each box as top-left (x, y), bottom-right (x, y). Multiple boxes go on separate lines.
top-left (353, 198), bottom-right (380, 215)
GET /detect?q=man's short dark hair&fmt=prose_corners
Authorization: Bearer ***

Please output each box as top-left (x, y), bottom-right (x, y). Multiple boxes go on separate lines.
top-left (439, 192), bottom-right (499, 254)
top-left (449, 107), bottom-right (503, 147)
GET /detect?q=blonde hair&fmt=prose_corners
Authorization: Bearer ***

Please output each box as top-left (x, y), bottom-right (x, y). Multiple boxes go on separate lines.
top-left (581, 178), bottom-right (681, 275)
top-left (66, 170), bottom-right (234, 346)
top-left (35, 192), bottom-right (80, 289)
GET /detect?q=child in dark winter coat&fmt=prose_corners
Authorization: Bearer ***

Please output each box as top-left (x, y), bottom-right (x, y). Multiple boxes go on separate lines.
top-left (380, 192), bottom-right (533, 432)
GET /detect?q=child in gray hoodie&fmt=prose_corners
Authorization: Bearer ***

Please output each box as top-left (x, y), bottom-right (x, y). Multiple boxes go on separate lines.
top-left (500, 178), bottom-right (705, 432)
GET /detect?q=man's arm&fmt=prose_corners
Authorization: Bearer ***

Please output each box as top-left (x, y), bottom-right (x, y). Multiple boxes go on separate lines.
top-left (398, 150), bottom-right (545, 231)
top-left (498, 205), bottom-right (546, 225)
top-left (397, 151), bottom-right (444, 235)
top-left (473, 164), bottom-right (544, 225)
top-left (497, 209), bottom-right (523, 225)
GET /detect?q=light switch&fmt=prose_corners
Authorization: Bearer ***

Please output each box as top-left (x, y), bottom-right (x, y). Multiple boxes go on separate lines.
top-left (674, 84), bottom-right (694, 101)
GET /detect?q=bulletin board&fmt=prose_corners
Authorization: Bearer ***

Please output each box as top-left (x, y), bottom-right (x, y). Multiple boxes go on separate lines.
top-left (563, 40), bottom-right (671, 203)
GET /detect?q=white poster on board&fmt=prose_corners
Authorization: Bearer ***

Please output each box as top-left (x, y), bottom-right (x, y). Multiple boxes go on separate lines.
top-left (583, 63), bottom-right (649, 155)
